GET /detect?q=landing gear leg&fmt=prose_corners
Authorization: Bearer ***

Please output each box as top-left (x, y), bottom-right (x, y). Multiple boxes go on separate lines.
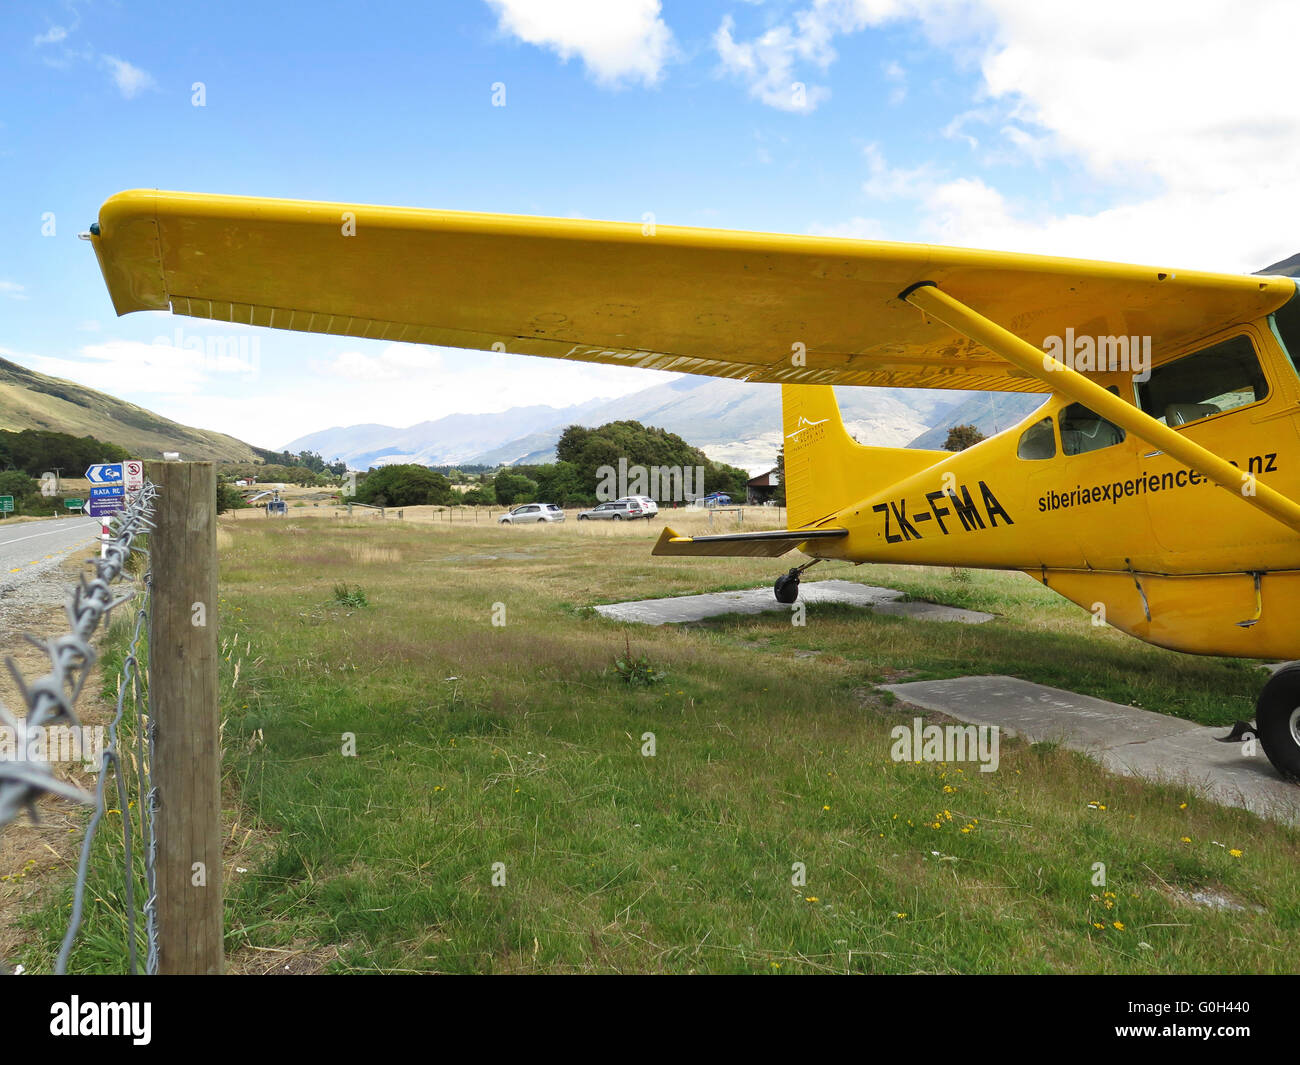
top-left (1256, 663), bottom-right (1300, 780)
top-left (773, 559), bottom-right (820, 604)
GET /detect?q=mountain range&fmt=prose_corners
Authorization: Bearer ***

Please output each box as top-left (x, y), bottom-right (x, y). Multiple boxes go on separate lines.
top-left (0, 355), bottom-right (261, 462)
top-left (284, 375), bottom-right (1016, 474)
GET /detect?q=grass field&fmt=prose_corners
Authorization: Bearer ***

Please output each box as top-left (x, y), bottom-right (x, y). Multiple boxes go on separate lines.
top-left (26, 511), bottom-right (1300, 973)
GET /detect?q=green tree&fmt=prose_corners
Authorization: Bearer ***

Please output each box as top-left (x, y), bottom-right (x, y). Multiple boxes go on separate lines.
top-left (534, 461), bottom-right (590, 506)
top-left (493, 470), bottom-right (537, 506)
top-left (943, 424), bottom-right (986, 452)
top-left (354, 465), bottom-right (454, 507)
top-left (0, 470), bottom-right (36, 502)
top-left (216, 481), bottom-right (249, 514)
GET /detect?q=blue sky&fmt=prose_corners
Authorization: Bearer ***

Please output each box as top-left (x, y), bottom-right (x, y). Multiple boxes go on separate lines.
top-left (3, 0), bottom-right (1297, 452)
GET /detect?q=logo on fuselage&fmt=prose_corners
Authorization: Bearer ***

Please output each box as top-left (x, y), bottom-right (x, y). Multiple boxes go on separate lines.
top-left (785, 416), bottom-right (829, 441)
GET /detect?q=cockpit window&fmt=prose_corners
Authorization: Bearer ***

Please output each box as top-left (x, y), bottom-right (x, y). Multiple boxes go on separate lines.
top-left (1136, 333), bottom-right (1268, 426)
top-left (1017, 417), bottom-right (1056, 460)
top-left (1060, 403), bottom-right (1126, 456)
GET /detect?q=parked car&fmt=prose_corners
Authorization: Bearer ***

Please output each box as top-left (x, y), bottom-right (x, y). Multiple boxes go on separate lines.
top-left (617, 495), bottom-right (658, 518)
top-left (498, 503), bottom-right (565, 524)
top-left (577, 500), bottom-right (647, 521)
top-left (702, 492), bottom-right (733, 506)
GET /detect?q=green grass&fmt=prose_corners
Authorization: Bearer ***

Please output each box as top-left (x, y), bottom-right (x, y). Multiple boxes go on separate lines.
top-left (26, 516), bottom-right (1300, 973)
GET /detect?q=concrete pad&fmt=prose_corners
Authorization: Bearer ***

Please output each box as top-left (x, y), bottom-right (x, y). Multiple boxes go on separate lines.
top-left (880, 675), bottom-right (1300, 825)
top-left (594, 579), bottom-right (996, 627)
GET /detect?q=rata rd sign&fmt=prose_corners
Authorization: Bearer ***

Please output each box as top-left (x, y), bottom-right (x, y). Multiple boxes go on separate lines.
top-left (90, 485), bottom-right (124, 499)
top-left (85, 463), bottom-right (123, 485)
top-left (124, 459), bottom-right (144, 492)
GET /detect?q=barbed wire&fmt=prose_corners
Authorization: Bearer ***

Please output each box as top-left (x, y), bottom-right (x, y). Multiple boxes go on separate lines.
top-left (0, 483), bottom-right (158, 973)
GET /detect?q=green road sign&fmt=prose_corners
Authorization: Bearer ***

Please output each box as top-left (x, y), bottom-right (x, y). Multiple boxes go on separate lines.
top-left (64, 498), bottom-right (84, 509)
top-left (0, 496), bottom-right (13, 513)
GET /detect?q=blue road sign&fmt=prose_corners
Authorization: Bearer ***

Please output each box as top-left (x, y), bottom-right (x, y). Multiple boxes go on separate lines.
top-left (90, 484), bottom-right (125, 499)
top-left (89, 498), bottom-right (124, 516)
top-left (86, 463), bottom-right (124, 485)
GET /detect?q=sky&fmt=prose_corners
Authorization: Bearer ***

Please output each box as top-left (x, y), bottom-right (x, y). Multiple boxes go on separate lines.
top-left (2, 0), bottom-right (1298, 453)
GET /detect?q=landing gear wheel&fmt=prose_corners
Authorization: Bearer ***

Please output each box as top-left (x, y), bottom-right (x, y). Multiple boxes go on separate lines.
top-left (774, 570), bottom-right (800, 604)
top-left (1256, 662), bottom-right (1300, 780)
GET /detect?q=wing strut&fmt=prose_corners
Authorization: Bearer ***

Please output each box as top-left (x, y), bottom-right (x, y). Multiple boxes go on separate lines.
top-left (899, 281), bottom-right (1300, 535)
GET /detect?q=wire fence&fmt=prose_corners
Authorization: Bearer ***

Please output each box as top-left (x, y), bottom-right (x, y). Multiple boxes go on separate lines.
top-left (0, 483), bottom-right (158, 973)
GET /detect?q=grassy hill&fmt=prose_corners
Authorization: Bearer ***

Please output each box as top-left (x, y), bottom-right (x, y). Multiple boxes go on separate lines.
top-left (0, 357), bottom-right (261, 463)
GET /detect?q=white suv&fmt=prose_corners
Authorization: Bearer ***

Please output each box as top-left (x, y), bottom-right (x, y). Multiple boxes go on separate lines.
top-left (618, 496), bottom-right (658, 518)
top-left (498, 503), bottom-right (565, 524)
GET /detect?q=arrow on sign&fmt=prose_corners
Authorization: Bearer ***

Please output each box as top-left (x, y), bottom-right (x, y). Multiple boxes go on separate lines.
top-left (86, 463), bottom-right (123, 485)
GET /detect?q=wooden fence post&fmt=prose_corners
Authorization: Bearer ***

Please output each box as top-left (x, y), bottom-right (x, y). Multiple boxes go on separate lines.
top-left (147, 461), bottom-right (223, 974)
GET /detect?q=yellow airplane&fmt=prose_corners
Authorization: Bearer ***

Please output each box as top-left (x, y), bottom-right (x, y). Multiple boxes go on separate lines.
top-left (86, 190), bottom-right (1300, 779)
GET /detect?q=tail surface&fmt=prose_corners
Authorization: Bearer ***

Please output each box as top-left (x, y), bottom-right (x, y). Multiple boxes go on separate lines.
top-left (781, 385), bottom-right (947, 528)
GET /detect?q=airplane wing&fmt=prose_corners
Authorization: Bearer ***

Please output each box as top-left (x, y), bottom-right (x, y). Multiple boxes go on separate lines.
top-left (651, 526), bottom-right (847, 558)
top-left (88, 190), bottom-right (1296, 394)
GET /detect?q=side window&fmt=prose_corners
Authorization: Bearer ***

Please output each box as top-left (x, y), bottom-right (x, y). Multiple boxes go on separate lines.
top-left (1017, 417), bottom-right (1056, 460)
top-left (1060, 402), bottom-right (1126, 456)
top-left (1136, 333), bottom-right (1268, 426)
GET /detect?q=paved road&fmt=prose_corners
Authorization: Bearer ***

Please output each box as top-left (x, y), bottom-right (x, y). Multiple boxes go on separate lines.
top-left (0, 517), bottom-right (101, 590)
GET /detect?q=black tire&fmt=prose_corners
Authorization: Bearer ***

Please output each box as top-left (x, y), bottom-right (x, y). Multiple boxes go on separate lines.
top-left (774, 573), bottom-right (799, 604)
top-left (612, 514), bottom-right (623, 521)
top-left (578, 514), bottom-right (588, 521)
top-left (1257, 663), bottom-right (1300, 779)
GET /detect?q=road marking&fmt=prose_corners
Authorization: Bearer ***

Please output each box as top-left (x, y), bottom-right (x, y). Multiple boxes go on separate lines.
top-left (0, 521), bottom-right (98, 547)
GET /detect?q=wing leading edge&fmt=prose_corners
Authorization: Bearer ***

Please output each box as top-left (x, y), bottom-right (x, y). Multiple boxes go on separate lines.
top-left (89, 190), bottom-right (1296, 394)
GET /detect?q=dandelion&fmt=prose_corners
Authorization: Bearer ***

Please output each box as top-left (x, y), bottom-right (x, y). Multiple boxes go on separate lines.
top-left (1229, 848), bottom-right (1243, 858)
top-left (1178, 802), bottom-right (1187, 810)
top-left (805, 896), bottom-right (819, 903)
top-left (1180, 836), bottom-right (1192, 843)
top-left (822, 805), bottom-right (830, 811)
top-left (1112, 921), bottom-right (1124, 931)
top-left (943, 785), bottom-right (957, 794)
top-left (1092, 922), bottom-right (1105, 930)
top-left (894, 912), bottom-right (907, 919)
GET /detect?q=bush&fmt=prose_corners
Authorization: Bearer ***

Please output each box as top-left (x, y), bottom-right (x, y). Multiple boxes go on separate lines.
top-left (354, 465), bottom-right (454, 508)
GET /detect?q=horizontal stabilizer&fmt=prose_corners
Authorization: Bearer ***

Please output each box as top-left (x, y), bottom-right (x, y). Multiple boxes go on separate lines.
top-left (652, 525), bottom-right (847, 558)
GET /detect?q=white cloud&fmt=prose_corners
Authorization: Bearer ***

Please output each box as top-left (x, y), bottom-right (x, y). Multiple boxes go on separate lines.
top-left (784, 0), bottom-right (1300, 271)
top-left (0, 281), bottom-right (27, 301)
top-left (860, 142), bottom-right (939, 199)
top-left (312, 345), bottom-right (445, 382)
top-left (486, 0), bottom-right (674, 87)
top-left (34, 26), bottom-right (69, 46)
top-left (714, 13), bottom-right (832, 113)
top-left (102, 56), bottom-right (156, 99)
top-left (713, 0), bottom-right (934, 112)
top-left (22, 337), bottom-right (258, 397)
